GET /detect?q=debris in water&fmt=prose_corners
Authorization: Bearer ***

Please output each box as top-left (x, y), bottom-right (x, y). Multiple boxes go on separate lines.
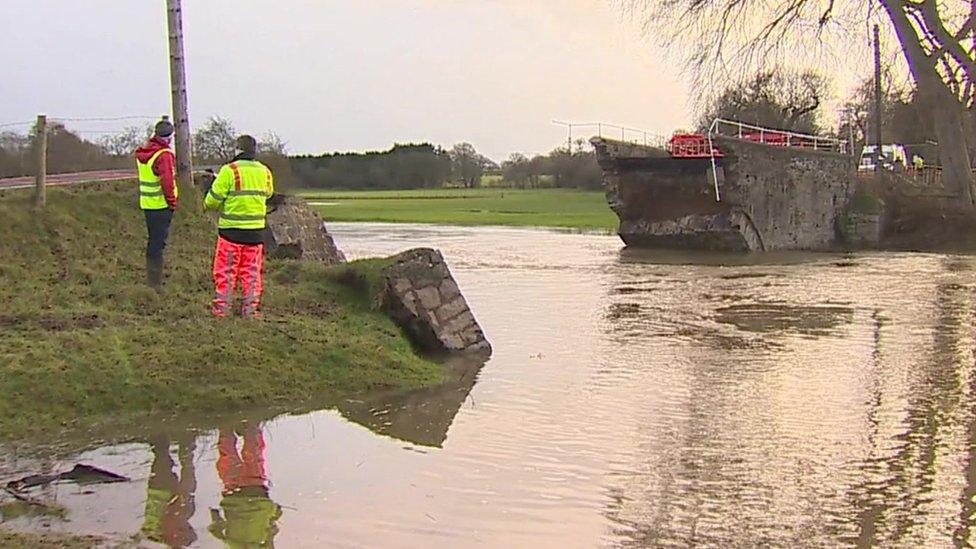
top-left (5, 464), bottom-right (129, 492)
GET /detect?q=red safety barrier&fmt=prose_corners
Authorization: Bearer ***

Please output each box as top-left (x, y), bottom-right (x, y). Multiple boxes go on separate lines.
top-left (666, 134), bottom-right (723, 158)
top-left (668, 130), bottom-right (831, 158)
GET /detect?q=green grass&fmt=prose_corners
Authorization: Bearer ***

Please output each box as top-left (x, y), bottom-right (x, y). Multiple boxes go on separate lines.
top-left (0, 183), bottom-right (442, 441)
top-left (0, 530), bottom-right (104, 549)
top-left (297, 188), bottom-right (617, 231)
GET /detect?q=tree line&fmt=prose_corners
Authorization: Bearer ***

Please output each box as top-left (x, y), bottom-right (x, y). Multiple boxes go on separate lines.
top-left (4, 78), bottom-right (962, 188)
top-left (0, 122), bottom-right (130, 178)
top-left (0, 117), bottom-right (294, 182)
top-left (0, 116), bottom-right (605, 190)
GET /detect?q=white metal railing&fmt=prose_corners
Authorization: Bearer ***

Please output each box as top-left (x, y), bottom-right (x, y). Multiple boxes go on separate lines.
top-left (552, 120), bottom-right (668, 149)
top-left (705, 118), bottom-right (851, 202)
top-left (708, 118), bottom-right (849, 154)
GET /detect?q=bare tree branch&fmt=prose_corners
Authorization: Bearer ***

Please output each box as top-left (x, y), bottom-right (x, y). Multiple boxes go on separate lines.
top-left (916, 0), bottom-right (976, 80)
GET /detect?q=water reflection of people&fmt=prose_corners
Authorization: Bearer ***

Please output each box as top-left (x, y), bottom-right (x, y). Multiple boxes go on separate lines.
top-left (209, 423), bottom-right (282, 548)
top-left (142, 433), bottom-right (197, 547)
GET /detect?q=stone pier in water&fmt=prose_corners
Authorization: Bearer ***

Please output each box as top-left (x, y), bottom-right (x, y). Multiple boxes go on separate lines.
top-left (592, 136), bottom-right (857, 251)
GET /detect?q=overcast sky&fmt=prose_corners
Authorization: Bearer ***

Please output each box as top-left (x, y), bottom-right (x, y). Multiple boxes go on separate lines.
top-left (2, 0), bottom-right (693, 160)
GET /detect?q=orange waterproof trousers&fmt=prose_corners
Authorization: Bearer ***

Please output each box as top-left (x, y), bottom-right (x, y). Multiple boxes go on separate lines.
top-left (216, 428), bottom-right (268, 494)
top-left (212, 236), bottom-right (264, 318)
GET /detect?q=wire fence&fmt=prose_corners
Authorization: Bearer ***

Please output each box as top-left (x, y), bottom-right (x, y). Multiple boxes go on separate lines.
top-left (0, 120), bottom-right (34, 129)
top-left (0, 115), bottom-right (159, 134)
top-left (52, 115), bottom-right (157, 122)
top-left (0, 114), bottom-right (161, 180)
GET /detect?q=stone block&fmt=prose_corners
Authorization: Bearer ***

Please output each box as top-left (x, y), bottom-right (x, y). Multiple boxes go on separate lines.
top-left (400, 291), bottom-right (419, 316)
top-left (265, 195), bottom-right (346, 264)
top-left (378, 248), bottom-right (491, 357)
top-left (392, 277), bottom-right (413, 295)
top-left (437, 296), bottom-right (468, 322)
top-left (439, 279), bottom-right (461, 300)
top-left (440, 332), bottom-right (467, 351)
top-left (415, 286), bottom-right (442, 310)
top-left (443, 311), bottom-right (477, 334)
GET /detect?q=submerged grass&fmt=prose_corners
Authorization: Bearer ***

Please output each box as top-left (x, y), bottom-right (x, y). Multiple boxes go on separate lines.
top-left (0, 183), bottom-right (442, 441)
top-left (299, 188), bottom-right (618, 231)
top-left (0, 530), bottom-right (103, 549)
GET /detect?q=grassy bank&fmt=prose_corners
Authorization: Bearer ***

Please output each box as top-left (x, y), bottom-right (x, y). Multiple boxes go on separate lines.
top-left (0, 183), bottom-right (442, 441)
top-left (0, 530), bottom-right (104, 549)
top-left (298, 188), bottom-right (618, 231)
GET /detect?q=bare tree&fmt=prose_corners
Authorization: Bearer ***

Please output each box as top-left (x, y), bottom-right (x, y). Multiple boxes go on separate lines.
top-left (100, 126), bottom-right (147, 157)
top-left (449, 143), bottom-right (493, 188)
top-left (256, 132), bottom-right (293, 191)
top-left (258, 132), bottom-right (287, 156)
top-left (621, 0), bottom-right (976, 204)
top-left (193, 116), bottom-right (237, 163)
top-left (881, 0), bottom-right (974, 202)
top-left (698, 69), bottom-right (828, 133)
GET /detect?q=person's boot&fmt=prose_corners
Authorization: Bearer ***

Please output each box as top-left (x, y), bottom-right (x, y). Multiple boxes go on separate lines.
top-left (147, 256), bottom-right (164, 291)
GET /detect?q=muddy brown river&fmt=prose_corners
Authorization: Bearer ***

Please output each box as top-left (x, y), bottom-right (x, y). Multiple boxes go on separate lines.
top-left (3, 223), bottom-right (976, 548)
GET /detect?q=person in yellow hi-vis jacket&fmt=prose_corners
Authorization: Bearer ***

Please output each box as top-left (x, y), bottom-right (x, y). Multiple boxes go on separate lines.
top-left (134, 117), bottom-right (178, 289)
top-left (141, 433), bottom-right (197, 547)
top-left (203, 135), bottom-right (274, 318)
top-left (209, 422), bottom-right (282, 548)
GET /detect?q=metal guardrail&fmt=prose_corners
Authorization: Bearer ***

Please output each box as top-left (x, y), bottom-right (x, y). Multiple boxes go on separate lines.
top-left (704, 118), bottom-right (850, 203)
top-left (858, 166), bottom-right (976, 188)
top-left (552, 120), bottom-right (668, 149)
top-left (708, 118), bottom-right (848, 154)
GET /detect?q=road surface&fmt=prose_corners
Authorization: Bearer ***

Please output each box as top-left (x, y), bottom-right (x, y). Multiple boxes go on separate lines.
top-left (0, 169), bottom-right (135, 191)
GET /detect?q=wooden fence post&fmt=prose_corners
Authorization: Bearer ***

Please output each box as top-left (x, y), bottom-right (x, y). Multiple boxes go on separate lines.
top-left (32, 114), bottom-right (47, 210)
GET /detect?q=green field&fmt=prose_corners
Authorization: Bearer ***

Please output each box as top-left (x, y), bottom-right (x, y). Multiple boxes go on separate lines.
top-left (297, 188), bottom-right (618, 231)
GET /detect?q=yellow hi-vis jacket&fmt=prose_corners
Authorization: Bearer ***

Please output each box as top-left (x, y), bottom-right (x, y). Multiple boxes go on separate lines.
top-left (137, 149), bottom-right (177, 210)
top-left (204, 160), bottom-right (274, 230)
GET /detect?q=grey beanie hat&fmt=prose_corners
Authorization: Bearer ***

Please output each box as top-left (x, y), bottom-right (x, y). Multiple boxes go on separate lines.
top-left (154, 117), bottom-right (175, 138)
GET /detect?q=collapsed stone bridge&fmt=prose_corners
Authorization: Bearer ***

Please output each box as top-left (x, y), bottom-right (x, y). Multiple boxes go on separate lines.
top-left (592, 136), bottom-right (857, 251)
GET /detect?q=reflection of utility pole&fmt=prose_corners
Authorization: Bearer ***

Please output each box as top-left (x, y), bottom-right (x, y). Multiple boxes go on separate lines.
top-left (873, 24), bottom-right (883, 171)
top-left (166, 0), bottom-right (195, 200)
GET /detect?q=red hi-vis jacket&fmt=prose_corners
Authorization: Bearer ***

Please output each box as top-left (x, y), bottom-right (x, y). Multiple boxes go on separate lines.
top-left (134, 137), bottom-right (177, 209)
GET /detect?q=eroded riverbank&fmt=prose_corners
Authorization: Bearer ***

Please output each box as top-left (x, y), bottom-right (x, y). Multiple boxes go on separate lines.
top-left (4, 223), bottom-right (976, 547)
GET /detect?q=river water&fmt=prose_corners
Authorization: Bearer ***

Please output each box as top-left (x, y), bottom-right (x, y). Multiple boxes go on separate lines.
top-left (3, 223), bottom-right (976, 548)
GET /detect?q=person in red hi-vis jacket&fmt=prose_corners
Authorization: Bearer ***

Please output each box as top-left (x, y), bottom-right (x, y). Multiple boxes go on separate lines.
top-left (204, 135), bottom-right (274, 318)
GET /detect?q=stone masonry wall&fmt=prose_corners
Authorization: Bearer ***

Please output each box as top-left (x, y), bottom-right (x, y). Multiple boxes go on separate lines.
top-left (592, 138), bottom-right (754, 250)
top-left (715, 136), bottom-right (857, 251)
top-left (264, 195), bottom-right (346, 264)
top-left (593, 136), bottom-right (857, 251)
top-left (380, 248), bottom-right (491, 356)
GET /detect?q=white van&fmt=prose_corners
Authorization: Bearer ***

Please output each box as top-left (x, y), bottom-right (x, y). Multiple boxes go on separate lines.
top-left (859, 144), bottom-right (907, 171)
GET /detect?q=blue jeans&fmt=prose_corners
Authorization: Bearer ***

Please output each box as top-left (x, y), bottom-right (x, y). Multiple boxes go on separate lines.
top-left (144, 208), bottom-right (173, 260)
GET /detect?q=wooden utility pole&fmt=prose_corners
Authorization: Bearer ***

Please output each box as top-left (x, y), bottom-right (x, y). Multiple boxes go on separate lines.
top-left (32, 114), bottom-right (47, 210)
top-left (873, 24), bottom-right (883, 171)
top-left (166, 0), bottom-right (196, 205)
